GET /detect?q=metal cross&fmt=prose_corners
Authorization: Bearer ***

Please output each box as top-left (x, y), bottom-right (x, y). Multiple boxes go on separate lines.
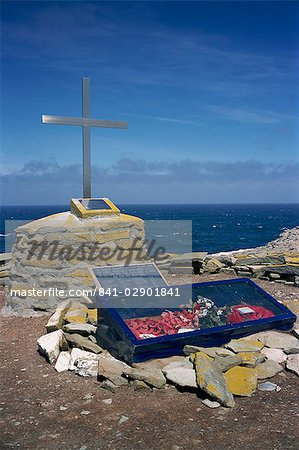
top-left (41, 77), bottom-right (128, 198)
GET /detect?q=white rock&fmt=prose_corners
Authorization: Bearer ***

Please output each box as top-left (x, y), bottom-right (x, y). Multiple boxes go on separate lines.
top-left (286, 354), bottom-right (299, 376)
top-left (69, 348), bottom-right (99, 371)
top-left (75, 359), bottom-right (98, 377)
top-left (118, 415), bottom-right (129, 425)
top-left (261, 348), bottom-right (287, 364)
top-left (201, 398), bottom-right (221, 408)
top-left (163, 367), bottom-right (197, 388)
top-left (102, 398), bottom-right (112, 405)
top-left (162, 358), bottom-right (193, 373)
top-left (71, 349), bottom-right (120, 377)
top-left (257, 331), bottom-right (299, 354)
top-left (46, 300), bottom-right (71, 332)
top-left (37, 330), bottom-right (65, 364)
top-left (258, 382), bottom-right (280, 392)
top-left (80, 410), bottom-right (91, 415)
top-left (83, 393), bottom-right (94, 400)
top-left (68, 348), bottom-right (100, 376)
top-left (55, 351), bottom-right (71, 372)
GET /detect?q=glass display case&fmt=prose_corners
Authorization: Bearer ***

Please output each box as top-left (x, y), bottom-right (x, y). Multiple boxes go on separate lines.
top-left (95, 278), bottom-right (296, 364)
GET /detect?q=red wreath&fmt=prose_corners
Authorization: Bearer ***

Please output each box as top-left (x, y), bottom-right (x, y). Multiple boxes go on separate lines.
top-left (227, 304), bottom-right (275, 324)
top-left (126, 310), bottom-right (195, 339)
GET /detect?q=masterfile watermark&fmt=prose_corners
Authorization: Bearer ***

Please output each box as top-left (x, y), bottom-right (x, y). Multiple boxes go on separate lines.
top-left (10, 286), bottom-right (182, 299)
top-left (25, 237), bottom-right (168, 265)
top-left (10, 287), bottom-right (97, 298)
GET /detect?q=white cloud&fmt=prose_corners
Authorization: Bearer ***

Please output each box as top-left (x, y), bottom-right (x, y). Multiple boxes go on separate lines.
top-left (145, 116), bottom-right (202, 126)
top-left (205, 105), bottom-right (293, 124)
top-left (1, 158), bottom-right (298, 205)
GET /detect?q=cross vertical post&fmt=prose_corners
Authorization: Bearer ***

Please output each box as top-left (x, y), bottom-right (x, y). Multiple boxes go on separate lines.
top-left (41, 77), bottom-right (128, 198)
top-left (82, 77), bottom-right (91, 198)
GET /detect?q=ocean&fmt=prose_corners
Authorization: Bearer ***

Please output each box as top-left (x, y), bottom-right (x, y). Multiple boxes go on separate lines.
top-left (0, 204), bottom-right (298, 254)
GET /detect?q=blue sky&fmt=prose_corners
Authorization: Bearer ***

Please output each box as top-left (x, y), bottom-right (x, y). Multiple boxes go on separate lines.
top-left (1, 0), bottom-right (298, 204)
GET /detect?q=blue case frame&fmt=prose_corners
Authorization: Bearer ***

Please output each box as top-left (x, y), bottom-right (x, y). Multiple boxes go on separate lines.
top-left (96, 278), bottom-right (296, 363)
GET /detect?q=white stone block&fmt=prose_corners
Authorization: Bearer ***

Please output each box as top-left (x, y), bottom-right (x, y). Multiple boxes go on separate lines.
top-left (69, 347), bottom-right (99, 371)
top-left (37, 330), bottom-right (65, 364)
top-left (55, 351), bottom-right (71, 372)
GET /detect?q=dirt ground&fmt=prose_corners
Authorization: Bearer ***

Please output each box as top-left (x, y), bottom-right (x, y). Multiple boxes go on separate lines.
top-left (0, 274), bottom-right (299, 450)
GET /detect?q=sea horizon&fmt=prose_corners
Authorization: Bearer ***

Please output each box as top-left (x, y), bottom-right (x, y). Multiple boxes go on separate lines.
top-left (1, 203), bottom-right (298, 255)
top-left (1, 202), bottom-right (299, 207)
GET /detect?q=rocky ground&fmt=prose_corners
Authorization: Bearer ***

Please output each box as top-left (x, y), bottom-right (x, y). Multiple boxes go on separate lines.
top-left (1, 274), bottom-right (299, 450)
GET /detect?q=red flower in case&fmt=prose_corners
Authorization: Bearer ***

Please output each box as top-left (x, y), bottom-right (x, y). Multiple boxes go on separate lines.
top-left (227, 304), bottom-right (275, 324)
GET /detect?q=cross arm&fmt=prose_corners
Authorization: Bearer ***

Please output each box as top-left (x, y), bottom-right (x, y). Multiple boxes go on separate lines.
top-left (41, 115), bottom-right (128, 129)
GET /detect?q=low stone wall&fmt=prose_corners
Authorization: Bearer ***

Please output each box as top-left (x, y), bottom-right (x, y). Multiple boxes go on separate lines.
top-left (7, 211), bottom-right (147, 315)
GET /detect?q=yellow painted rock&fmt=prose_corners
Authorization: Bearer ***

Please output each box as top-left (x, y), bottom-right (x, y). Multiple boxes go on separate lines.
top-left (238, 352), bottom-right (266, 367)
top-left (189, 353), bottom-right (196, 364)
top-left (183, 345), bottom-right (234, 358)
top-left (224, 366), bottom-right (258, 396)
top-left (284, 256), bottom-right (299, 265)
top-left (64, 305), bottom-right (88, 323)
top-left (202, 258), bottom-right (224, 273)
top-left (66, 269), bottom-right (94, 287)
top-left (87, 309), bottom-right (97, 325)
top-left (194, 352), bottom-right (235, 407)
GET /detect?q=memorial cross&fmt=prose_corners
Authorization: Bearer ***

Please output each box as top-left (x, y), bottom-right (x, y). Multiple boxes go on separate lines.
top-left (41, 77), bottom-right (128, 197)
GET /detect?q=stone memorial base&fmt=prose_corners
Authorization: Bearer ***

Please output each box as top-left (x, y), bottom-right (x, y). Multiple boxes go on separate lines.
top-left (7, 211), bottom-right (147, 315)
